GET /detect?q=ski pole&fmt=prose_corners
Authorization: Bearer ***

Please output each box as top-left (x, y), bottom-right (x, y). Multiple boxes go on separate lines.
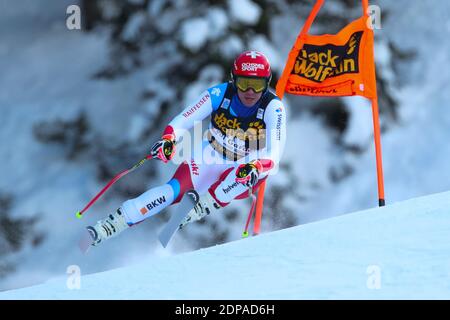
top-left (75, 154), bottom-right (153, 219)
top-left (242, 188), bottom-right (257, 238)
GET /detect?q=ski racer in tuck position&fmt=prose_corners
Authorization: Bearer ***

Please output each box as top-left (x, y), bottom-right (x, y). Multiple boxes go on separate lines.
top-left (85, 50), bottom-right (287, 247)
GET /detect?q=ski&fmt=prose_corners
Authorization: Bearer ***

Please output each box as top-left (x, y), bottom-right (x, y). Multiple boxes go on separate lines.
top-left (78, 228), bottom-right (95, 254)
top-left (158, 190), bottom-right (199, 248)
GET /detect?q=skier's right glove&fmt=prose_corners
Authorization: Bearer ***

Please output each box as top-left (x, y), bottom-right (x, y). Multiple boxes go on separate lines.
top-left (150, 133), bottom-right (176, 163)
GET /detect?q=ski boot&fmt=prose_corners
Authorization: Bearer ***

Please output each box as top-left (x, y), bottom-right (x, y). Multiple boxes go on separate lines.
top-left (86, 208), bottom-right (130, 246)
top-left (179, 191), bottom-right (221, 229)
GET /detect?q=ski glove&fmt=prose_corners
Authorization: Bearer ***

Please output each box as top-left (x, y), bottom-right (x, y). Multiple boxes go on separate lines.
top-left (150, 134), bottom-right (176, 163)
top-left (235, 160), bottom-right (262, 188)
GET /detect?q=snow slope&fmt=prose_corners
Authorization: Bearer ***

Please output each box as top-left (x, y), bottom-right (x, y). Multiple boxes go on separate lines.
top-left (1, 190), bottom-right (450, 300)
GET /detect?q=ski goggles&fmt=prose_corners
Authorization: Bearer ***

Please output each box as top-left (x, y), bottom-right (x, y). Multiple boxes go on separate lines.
top-left (234, 77), bottom-right (268, 93)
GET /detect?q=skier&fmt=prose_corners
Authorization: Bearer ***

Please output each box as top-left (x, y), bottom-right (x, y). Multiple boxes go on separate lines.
top-left (85, 50), bottom-right (287, 247)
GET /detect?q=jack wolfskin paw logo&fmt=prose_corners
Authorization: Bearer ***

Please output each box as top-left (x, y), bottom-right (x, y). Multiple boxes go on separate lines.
top-left (347, 34), bottom-right (358, 55)
top-left (249, 121), bottom-right (264, 129)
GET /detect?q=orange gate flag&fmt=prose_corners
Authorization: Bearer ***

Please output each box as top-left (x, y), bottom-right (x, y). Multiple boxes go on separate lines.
top-left (276, 15), bottom-right (376, 99)
top-left (273, 0), bottom-right (385, 206)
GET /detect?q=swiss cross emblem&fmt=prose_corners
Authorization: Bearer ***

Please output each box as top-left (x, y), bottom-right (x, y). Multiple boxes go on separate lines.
top-left (246, 51), bottom-right (261, 59)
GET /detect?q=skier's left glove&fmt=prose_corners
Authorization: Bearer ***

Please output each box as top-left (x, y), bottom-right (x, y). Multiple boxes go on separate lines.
top-left (150, 134), bottom-right (176, 163)
top-left (235, 160), bottom-right (262, 188)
